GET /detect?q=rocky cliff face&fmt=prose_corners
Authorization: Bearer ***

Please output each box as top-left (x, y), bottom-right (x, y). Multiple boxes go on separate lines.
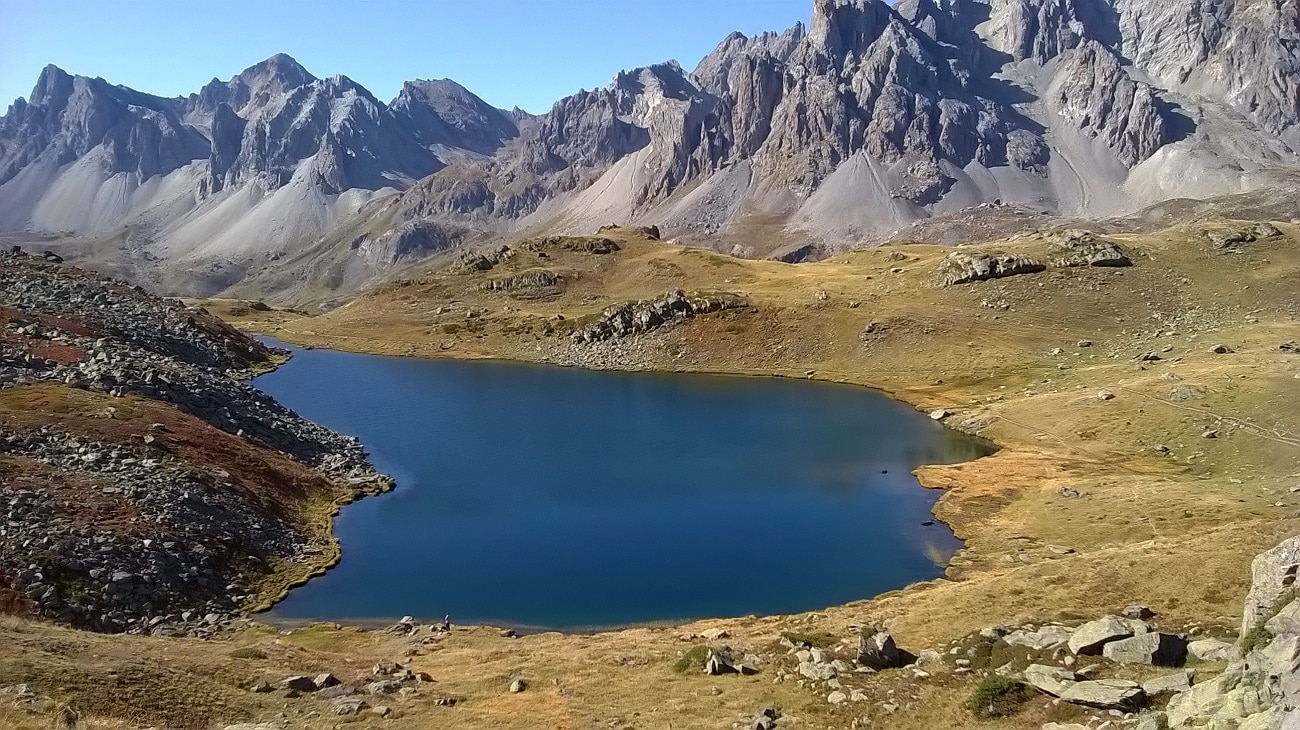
top-left (0, 65), bottom-right (209, 187)
top-left (0, 0), bottom-right (1296, 300)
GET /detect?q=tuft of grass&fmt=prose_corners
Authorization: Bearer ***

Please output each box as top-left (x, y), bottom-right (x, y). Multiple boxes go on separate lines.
top-left (227, 647), bottom-right (267, 660)
top-left (967, 674), bottom-right (1031, 718)
top-left (781, 631), bottom-right (838, 649)
top-left (672, 646), bottom-right (711, 674)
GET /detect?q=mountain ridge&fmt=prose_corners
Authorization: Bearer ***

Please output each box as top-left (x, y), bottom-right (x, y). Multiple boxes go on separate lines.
top-left (1, 0), bottom-right (1297, 302)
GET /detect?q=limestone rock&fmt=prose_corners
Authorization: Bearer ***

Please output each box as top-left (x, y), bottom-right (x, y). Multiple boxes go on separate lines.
top-left (798, 660), bottom-right (838, 681)
top-left (936, 251), bottom-right (1046, 287)
top-left (1058, 678), bottom-right (1144, 709)
top-left (1188, 638), bottom-right (1238, 663)
top-left (1022, 663), bottom-right (1079, 696)
top-left (1048, 41), bottom-right (1170, 168)
top-left (1047, 230), bottom-right (1133, 267)
top-left (1101, 632), bottom-right (1188, 666)
top-left (1142, 670), bottom-right (1193, 697)
top-left (1241, 535), bottom-right (1300, 638)
top-left (573, 290), bottom-right (748, 343)
top-left (1068, 616), bottom-right (1147, 655)
top-left (1005, 625), bottom-right (1074, 650)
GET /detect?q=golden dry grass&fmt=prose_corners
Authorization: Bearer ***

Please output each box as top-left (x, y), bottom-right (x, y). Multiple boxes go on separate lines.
top-left (3, 221), bottom-right (1297, 729)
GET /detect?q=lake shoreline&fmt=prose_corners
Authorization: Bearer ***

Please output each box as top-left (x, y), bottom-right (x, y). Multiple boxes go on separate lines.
top-left (249, 335), bottom-right (987, 632)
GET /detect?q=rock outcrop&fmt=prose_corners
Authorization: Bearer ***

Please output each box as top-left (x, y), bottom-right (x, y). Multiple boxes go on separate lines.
top-left (572, 290), bottom-right (749, 343)
top-left (1157, 535), bottom-right (1300, 728)
top-left (0, 250), bottom-right (387, 634)
top-left (936, 251), bottom-right (1046, 286)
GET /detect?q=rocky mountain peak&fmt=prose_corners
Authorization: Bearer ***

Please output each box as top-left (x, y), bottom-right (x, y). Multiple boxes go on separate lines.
top-left (238, 52), bottom-right (316, 90)
top-left (807, 0), bottom-right (897, 60)
top-left (26, 64), bottom-right (75, 107)
top-left (389, 78), bottom-right (518, 155)
top-left (981, 0), bottom-right (1118, 64)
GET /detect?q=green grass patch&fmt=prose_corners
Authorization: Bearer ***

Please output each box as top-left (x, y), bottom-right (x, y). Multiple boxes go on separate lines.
top-left (228, 647), bottom-right (267, 660)
top-left (968, 674), bottom-right (1031, 718)
top-left (673, 645), bottom-right (711, 674)
top-left (781, 631), bottom-right (838, 649)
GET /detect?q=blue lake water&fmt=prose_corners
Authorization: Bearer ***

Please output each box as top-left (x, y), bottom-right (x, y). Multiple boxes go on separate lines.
top-left (254, 341), bottom-right (991, 631)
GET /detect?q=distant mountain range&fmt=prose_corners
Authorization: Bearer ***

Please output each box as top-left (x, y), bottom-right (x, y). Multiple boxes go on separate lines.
top-left (2, 0), bottom-right (1298, 301)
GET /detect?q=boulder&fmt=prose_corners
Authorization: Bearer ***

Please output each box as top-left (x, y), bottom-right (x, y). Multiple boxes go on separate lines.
top-left (1241, 535), bottom-right (1300, 638)
top-left (1265, 597), bottom-right (1300, 637)
top-left (1069, 616), bottom-right (1146, 655)
top-left (705, 650), bottom-right (739, 676)
top-left (1188, 638), bottom-right (1238, 662)
top-left (314, 684), bottom-right (356, 700)
top-left (366, 680), bottom-right (403, 695)
top-left (508, 678), bottom-right (527, 693)
top-left (279, 675), bottom-right (316, 692)
top-left (313, 673), bottom-right (340, 689)
top-left (1133, 714), bottom-right (1168, 730)
top-left (1142, 670), bottom-right (1193, 697)
top-left (330, 698), bottom-right (368, 716)
top-left (1102, 632), bottom-right (1188, 666)
top-left (1004, 625), bottom-right (1073, 650)
top-left (857, 628), bottom-right (904, 669)
top-left (1022, 663), bottom-right (1079, 696)
top-left (1059, 679), bottom-right (1144, 709)
top-left (798, 661), bottom-right (837, 681)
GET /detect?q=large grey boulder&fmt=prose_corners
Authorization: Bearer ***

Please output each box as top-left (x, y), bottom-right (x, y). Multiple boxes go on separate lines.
top-left (1241, 535), bottom-right (1300, 638)
top-left (1059, 679), bottom-right (1145, 710)
top-left (279, 675), bottom-right (316, 692)
top-left (856, 628), bottom-right (904, 670)
top-left (1142, 670), bottom-right (1193, 697)
top-left (1068, 616), bottom-right (1147, 655)
top-left (1188, 638), bottom-right (1238, 663)
top-left (1022, 663), bottom-right (1079, 696)
top-left (1102, 632), bottom-right (1188, 666)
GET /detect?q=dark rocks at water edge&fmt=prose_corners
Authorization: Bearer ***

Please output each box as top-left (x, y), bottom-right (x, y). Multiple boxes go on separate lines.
top-left (0, 250), bottom-right (389, 634)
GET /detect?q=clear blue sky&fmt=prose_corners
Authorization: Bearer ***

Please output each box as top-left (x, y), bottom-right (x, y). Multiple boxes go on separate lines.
top-left (0, 0), bottom-right (810, 114)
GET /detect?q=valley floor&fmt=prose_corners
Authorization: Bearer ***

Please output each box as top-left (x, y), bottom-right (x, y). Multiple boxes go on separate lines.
top-left (3, 222), bottom-right (1298, 729)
